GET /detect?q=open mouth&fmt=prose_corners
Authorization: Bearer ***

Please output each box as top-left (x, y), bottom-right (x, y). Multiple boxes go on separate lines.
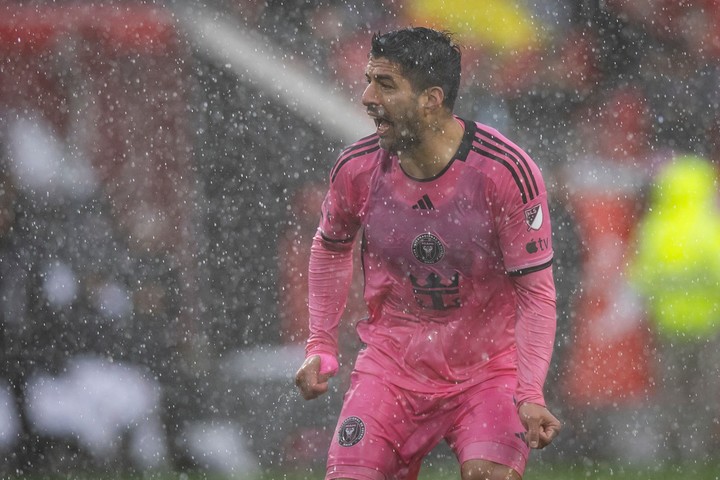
top-left (367, 107), bottom-right (392, 136)
top-left (373, 116), bottom-right (392, 136)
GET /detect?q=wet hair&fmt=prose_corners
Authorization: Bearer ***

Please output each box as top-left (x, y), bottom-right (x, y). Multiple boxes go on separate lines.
top-left (370, 27), bottom-right (462, 111)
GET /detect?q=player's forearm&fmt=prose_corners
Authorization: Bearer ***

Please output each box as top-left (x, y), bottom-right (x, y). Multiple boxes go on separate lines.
top-left (512, 266), bottom-right (557, 407)
top-left (305, 230), bottom-right (354, 359)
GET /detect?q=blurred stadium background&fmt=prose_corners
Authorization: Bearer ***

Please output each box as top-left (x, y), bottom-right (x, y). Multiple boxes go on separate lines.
top-left (0, 0), bottom-right (719, 479)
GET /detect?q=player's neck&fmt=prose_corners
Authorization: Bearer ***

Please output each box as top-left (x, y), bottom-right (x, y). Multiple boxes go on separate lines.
top-left (398, 116), bottom-right (464, 179)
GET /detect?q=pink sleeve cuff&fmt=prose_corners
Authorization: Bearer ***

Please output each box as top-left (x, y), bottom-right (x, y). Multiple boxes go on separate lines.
top-left (516, 395), bottom-right (547, 411)
top-left (316, 353), bottom-right (339, 376)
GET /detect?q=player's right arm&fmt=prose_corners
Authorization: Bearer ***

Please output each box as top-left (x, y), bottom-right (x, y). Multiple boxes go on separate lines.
top-left (294, 139), bottom-right (374, 400)
top-left (295, 231), bottom-right (354, 400)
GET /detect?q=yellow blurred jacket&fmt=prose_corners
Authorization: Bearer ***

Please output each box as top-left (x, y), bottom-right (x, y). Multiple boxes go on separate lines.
top-left (629, 155), bottom-right (720, 339)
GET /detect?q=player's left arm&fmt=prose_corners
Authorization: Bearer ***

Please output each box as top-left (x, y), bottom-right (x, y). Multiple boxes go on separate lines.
top-left (494, 183), bottom-right (556, 410)
top-left (488, 145), bottom-right (561, 447)
top-left (512, 267), bottom-right (561, 448)
top-left (512, 266), bottom-right (556, 407)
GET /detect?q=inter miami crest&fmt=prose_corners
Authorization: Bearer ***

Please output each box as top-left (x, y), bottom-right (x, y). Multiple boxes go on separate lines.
top-left (411, 233), bottom-right (445, 264)
top-left (338, 416), bottom-right (365, 447)
top-left (524, 204), bottom-right (543, 231)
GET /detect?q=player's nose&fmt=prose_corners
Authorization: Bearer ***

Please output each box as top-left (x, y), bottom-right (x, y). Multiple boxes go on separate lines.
top-left (361, 82), bottom-right (378, 107)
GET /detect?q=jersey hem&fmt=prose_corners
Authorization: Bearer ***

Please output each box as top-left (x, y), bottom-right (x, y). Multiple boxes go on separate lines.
top-left (353, 345), bottom-right (518, 395)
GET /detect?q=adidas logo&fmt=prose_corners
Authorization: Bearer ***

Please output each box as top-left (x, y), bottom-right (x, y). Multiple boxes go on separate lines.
top-left (412, 194), bottom-right (435, 210)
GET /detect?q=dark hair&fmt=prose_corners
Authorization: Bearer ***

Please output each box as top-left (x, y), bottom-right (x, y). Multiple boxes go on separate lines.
top-left (370, 27), bottom-right (462, 111)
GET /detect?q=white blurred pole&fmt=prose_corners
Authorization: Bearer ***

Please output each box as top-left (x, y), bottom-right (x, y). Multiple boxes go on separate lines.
top-left (176, 7), bottom-right (373, 145)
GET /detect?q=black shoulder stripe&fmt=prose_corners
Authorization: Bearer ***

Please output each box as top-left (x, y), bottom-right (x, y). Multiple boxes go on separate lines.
top-left (470, 144), bottom-right (528, 204)
top-left (331, 145), bottom-right (380, 183)
top-left (474, 135), bottom-right (534, 202)
top-left (475, 127), bottom-right (539, 198)
top-left (339, 134), bottom-right (378, 160)
top-left (508, 258), bottom-right (553, 277)
top-left (331, 134), bottom-right (378, 180)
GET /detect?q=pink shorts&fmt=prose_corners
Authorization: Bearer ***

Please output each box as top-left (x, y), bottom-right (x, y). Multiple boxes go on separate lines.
top-left (326, 371), bottom-right (529, 480)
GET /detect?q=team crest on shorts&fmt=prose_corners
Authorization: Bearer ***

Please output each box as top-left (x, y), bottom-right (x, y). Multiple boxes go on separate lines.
top-left (412, 233), bottom-right (445, 264)
top-left (338, 416), bottom-right (365, 447)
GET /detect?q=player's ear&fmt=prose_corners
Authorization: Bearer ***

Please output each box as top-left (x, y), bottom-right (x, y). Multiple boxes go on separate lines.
top-left (422, 86), bottom-right (445, 112)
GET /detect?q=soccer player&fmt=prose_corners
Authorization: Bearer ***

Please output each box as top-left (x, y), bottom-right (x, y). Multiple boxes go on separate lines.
top-left (295, 27), bottom-right (561, 480)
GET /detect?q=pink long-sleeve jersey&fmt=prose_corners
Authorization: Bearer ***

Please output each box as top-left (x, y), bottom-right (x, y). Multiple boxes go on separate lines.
top-left (306, 118), bottom-right (556, 406)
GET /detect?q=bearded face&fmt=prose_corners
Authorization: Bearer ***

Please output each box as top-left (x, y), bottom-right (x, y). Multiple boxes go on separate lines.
top-left (362, 57), bottom-right (425, 153)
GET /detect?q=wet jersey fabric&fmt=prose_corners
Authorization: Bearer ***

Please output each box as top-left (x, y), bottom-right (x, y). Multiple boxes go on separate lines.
top-left (307, 118), bottom-right (555, 400)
